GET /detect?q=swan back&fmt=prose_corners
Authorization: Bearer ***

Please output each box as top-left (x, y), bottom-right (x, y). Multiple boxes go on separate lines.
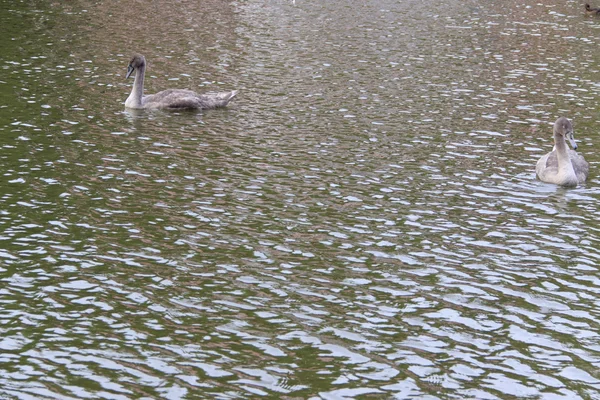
top-left (143, 89), bottom-right (238, 110)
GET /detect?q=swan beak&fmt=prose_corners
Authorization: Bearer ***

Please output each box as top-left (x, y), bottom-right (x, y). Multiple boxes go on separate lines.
top-left (567, 131), bottom-right (578, 150)
top-left (126, 65), bottom-right (134, 79)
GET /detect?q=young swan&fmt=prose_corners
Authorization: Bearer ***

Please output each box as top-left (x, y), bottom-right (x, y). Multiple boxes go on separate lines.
top-left (536, 117), bottom-right (589, 187)
top-left (125, 54), bottom-right (237, 110)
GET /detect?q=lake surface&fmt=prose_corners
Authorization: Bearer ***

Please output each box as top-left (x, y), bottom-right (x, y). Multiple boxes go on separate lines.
top-left (1, 0), bottom-right (600, 398)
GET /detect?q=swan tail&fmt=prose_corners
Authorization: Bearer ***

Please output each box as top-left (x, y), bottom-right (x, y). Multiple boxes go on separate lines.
top-left (197, 90), bottom-right (238, 109)
top-left (220, 90), bottom-right (238, 105)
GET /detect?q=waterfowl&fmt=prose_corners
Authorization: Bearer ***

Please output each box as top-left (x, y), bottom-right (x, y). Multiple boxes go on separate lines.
top-left (124, 54), bottom-right (237, 110)
top-left (585, 3), bottom-right (600, 14)
top-left (536, 117), bottom-right (589, 187)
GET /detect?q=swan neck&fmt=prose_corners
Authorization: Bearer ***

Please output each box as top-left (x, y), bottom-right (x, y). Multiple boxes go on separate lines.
top-left (127, 65), bottom-right (145, 108)
top-left (134, 65), bottom-right (145, 101)
top-left (553, 130), bottom-right (579, 187)
top-left (554, 131), bottom-right (570, 164)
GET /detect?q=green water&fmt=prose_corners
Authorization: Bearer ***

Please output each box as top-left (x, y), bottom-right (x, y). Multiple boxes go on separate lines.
top-left (1, 0), bottom-right (599, 398)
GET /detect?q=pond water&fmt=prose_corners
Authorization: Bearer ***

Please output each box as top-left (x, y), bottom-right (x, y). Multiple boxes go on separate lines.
top-left (1, 0), bottom-right (600, 398)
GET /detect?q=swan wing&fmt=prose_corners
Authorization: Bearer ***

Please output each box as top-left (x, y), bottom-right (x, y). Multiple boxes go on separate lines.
top-left (569, 150), bottom-right (589, 183)
top-left (536, 151), bottom-right (557, 179)
top-left (143, 89), bottom-right (197, 105)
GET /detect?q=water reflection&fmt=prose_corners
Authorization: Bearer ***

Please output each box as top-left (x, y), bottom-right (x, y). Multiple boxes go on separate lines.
top-left (1, 0), bottom-right (600, 398)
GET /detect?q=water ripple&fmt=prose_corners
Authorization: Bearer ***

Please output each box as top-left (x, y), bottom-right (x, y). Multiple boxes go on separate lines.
top-left (1, 0), bottom-right (600, 398)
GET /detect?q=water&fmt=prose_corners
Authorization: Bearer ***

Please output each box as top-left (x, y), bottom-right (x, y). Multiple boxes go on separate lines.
top-left (1, 0), bottom-right (600, 398)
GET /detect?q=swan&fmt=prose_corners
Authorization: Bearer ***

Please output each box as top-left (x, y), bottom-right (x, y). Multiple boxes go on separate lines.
top-left (124, 54), bottom-right (237, 110)
top-left (536, 117), bottom-right (589, 187)
top-left (586, 3), bottom-right (600, 14)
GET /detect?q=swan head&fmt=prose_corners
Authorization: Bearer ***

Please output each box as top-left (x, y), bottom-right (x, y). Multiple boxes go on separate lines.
top-left (554, 117), bottom-right (577, 150)
top-left (126, 54), bottom-right (146, 79)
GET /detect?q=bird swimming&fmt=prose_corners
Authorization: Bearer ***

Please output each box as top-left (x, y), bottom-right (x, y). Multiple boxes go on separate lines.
top-left (536, 117), bottom-right (589, 187)
top-left (124, 54), bottom-right (237, 110)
